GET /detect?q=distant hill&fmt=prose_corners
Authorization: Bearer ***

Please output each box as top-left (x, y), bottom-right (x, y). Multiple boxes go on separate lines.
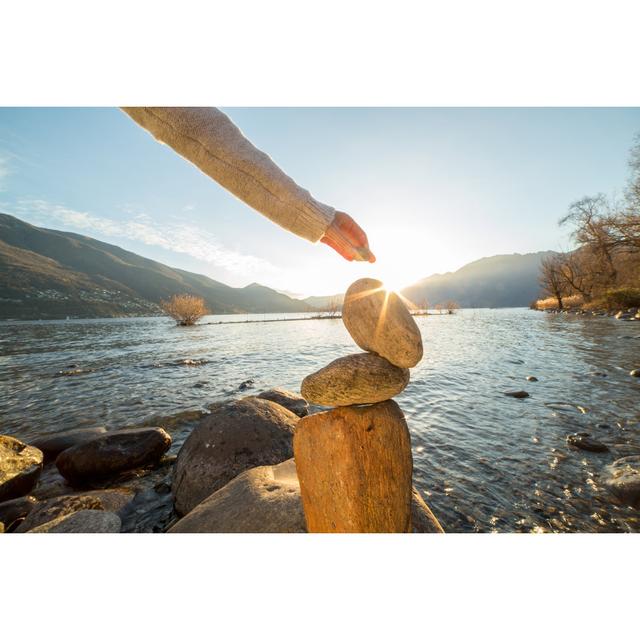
top-left (401, 251), bottom-right (555, 308)
top-left (0, 213), bottom-right (311, 319)
top-left (302, 293), bottom-right (345, 310)
top-left (0, 213), bottom-right (555, 320)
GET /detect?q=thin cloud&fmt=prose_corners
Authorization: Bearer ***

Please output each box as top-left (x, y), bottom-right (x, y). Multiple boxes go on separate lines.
top-left (0, 156), bottom-right (10, 191)
top-left (10, 198), bottom-right (281, 278)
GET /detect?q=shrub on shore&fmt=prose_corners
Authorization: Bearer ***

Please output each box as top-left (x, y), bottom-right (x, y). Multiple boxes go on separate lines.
top-left (534, 294), bottom-right (583, 311)
top-left (161, 294), bottom-right (209, 326)
top-left (598, 287), bottom-right (640, 311)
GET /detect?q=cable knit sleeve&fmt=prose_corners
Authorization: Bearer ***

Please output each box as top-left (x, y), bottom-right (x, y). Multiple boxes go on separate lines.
top-left (121, 107), bottom-right (335, 243)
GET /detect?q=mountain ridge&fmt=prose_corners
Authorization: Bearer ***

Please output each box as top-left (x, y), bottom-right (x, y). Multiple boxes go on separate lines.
top-left (0, 213), bottom-right (551, 319)
top-left (0, 213), bottom-right (311, 319)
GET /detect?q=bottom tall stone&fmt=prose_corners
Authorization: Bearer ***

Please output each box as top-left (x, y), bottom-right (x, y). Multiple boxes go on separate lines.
top-left (293, 400), bottom-right (413, 533)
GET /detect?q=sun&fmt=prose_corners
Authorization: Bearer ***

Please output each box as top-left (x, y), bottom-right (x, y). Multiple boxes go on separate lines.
top-left (373, 261), bottom-right (414, 293)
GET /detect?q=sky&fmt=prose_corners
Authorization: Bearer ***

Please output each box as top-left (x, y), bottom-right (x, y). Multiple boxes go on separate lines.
top-left (0, 107), bottom-right (639, 297)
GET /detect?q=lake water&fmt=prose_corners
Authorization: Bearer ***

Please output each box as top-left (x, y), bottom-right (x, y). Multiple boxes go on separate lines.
top-left (1, 308), bottom-right (639, 532)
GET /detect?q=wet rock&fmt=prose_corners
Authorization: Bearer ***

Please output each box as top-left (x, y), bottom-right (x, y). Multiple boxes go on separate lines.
top-left (597, 423), bottom-right (612, 430)
top-left (526, 376), bottom-right (538, 382)
top-left (566, 432), bottom-right (609, 453)
top-left (56, 428), bottom-right (171, 485)
top-left (257, 387), bottom-right (309, 417)
top-left (154, 480), bottom-right (172, 495)
top-left (301, 352), bottom-right (410, 406)
top-left (504, 390), bottom-right (529, 399)
top-left (0, 436), bottom-right (44, 501)
top-left (615, 311), bottom-right (633, 320)
top-left (15, 488), bottom-right (134, 532)
top-left (170, 458), bottom-right (443, 533)
top-left (173, 397), bottom-right (298, 515)
top-left (342, 278), bottom-right (423, 368)
top-left (411, 487), bottom-right (445, 533)
top-left (30, 427), bottom-right (108, 463)
top-left (630, 369), bottom-right (640, 378)
top-left (603, 456), bottom-right (640, 508)
top-left (27, 510), bottom-right (121, 533)
top-left (238, 379), bottom-right (254, 390)
top-left (0, 495), bottom-right (38, 531)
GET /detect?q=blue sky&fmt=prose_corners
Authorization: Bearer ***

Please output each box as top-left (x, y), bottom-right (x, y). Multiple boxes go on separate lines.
top-left (1, 107), bottom-right (638, 296)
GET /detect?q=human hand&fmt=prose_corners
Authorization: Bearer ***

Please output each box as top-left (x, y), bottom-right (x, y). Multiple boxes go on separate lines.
top-left (320, 212), bottom-right (376, 262)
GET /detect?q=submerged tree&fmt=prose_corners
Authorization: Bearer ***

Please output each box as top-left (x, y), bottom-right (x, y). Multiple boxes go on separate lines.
top-left (161, 294), bottom-right (209, 326)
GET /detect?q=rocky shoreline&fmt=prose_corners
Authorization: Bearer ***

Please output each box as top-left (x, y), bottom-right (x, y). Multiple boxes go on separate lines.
top-left (538, 306), bottom-right (640, 321)
top-left (0, 386), bottom-right (446, 533)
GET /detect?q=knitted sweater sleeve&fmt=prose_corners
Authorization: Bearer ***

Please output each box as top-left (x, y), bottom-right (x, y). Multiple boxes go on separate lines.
top-left (121, 107), bottom-right (335, 243)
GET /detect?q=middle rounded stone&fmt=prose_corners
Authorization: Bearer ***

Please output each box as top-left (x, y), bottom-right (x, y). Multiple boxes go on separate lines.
top-left (300, 352), bottom-right (410, 406)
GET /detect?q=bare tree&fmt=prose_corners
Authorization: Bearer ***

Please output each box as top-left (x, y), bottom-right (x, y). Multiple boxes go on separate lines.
top-left (322, 296), bottom-right (342, 318)
top-left (445, 300), bottom-right (459, 314)
top-left (539, 254), bottom-right (568, 309)
top-left (626, 132), bottom-right (640, 215)
top-left (558, 251), bottom-right (594, 302)
top-left (434, 303), bottom-right (443, 315)
top-left (161, 294), bottom-right (209, 326)
top-left (560, 195), bottom-right (618, 285)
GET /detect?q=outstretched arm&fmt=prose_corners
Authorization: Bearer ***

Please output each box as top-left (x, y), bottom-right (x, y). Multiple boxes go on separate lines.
top-left (122, 107), bottom-right (374, 262)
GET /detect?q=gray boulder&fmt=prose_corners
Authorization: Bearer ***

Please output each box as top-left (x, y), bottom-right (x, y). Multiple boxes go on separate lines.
top-left (173, 398), bottom-right (298, 515)
top-left (27, 510), bottom-right (121, 533)
top-left (603, 456), bottom-right (640, 508)
top-left (15, 488), bottom-right (134, 532)
top-left (56, 427), bottom-right (171, 485)
top-left (257, 388), bottom-right (309, 417)
top-left (170, 459), bottom-right (305, 533)
top-left (30, 427), bottom-right (107, 462)
top-left (170, 458), bottom-right (444, 533)
top-left (0, 435), bottom-right (43, 501)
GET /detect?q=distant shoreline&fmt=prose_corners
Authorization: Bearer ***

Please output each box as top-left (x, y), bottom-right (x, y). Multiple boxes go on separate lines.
top-left (1, 310), bottom-right (457, 323)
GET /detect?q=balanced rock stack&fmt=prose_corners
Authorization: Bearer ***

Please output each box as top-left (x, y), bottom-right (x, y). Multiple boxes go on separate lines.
top-left (295, 278), bottom-right (424, 533)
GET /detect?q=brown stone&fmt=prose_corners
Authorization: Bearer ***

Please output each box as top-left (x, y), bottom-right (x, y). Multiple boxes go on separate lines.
top-left (173, 397), bottom-right (298, 515)
top-left (301, 352), bottom-right (409, 406)
top-left (293, 401), bottom-right (413, 532)
top-left (56, 427), bottom-right (171, 485)
top-left (0, 436), bottom-right (43, 502)
top-left (342, 278), bottom-right (423, 368)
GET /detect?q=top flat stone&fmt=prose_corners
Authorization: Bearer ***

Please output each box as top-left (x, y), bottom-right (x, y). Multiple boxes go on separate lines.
top-left (342, 278), bottom-right (423, 368)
